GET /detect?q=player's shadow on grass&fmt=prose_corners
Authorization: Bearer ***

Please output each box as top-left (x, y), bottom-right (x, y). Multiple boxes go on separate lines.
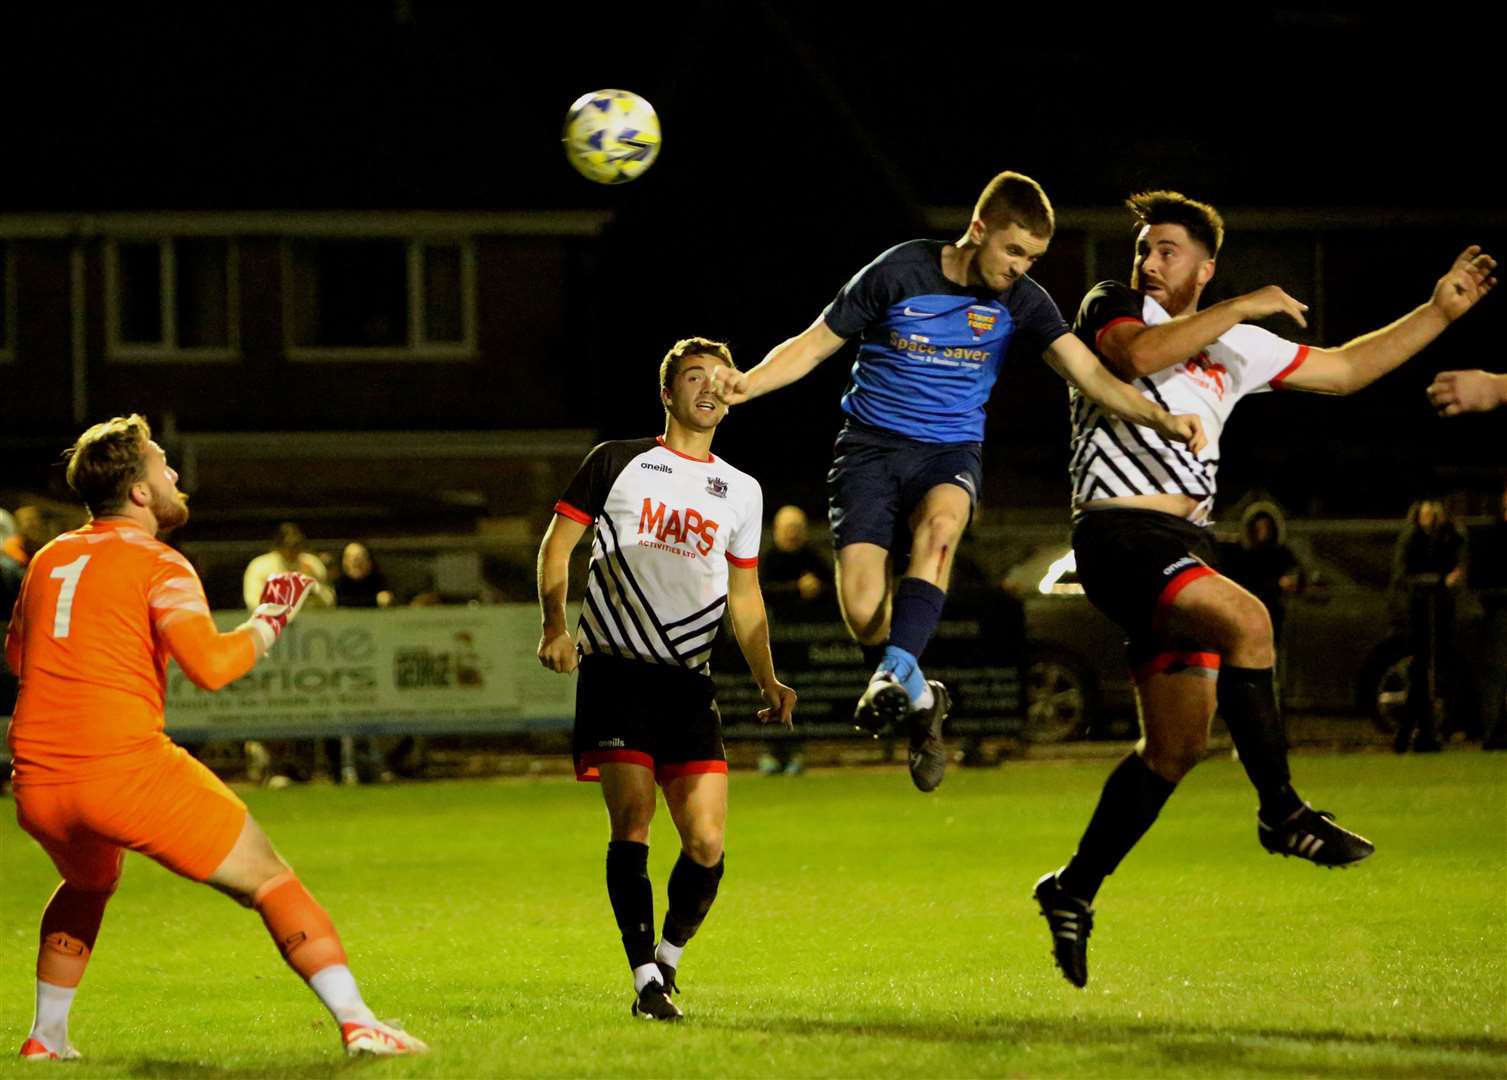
top-left (708, 1014), bottom-right (1507, 1065)
top-left (129, 1061), bottom-right (366, 1078)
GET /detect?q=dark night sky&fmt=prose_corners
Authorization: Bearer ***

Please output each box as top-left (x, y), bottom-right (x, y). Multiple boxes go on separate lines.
top-left (3, 2), bottom-right (1503, 517)
top-left (2, 3), bottom-right (1495, 212)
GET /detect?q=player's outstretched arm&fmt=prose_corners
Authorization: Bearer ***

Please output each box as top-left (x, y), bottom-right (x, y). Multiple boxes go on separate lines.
top-left (1428, 369), bottom-right (1507, 415)
top-left (1280, 246), bottom-right (1498, 395)
top-left (726, 565), bottom-right (796, 728)
top-left (709, 318), bottom-right (847, 406)
top-left (162, 572), bottom-right (319, 690)
top-left (536, 514), bottom-right (587, 673)
top-left (1043, 333), bottom-right (1208, 454)
top-left (1101, 286), bottom-right (1310, 379)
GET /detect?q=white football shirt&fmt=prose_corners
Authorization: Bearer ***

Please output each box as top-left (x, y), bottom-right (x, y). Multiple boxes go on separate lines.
top-left (555, 436), bottom-right (763, 673)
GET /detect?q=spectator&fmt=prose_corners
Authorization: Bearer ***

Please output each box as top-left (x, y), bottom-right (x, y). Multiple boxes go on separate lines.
top-left (331, 541), bottom-right (413, 780)
top-left (243, 522), bottom-right (334, 610)
top-left (334, 542), bottom-right (394, 608)
top-left (3, 505), bottom-right (51, 567)
top-left (761, 506), bottom-right (831, 603)
top-left (1469, 481), bottom-right (1507, 750)
top-left (1219, 501), bottom-right (1304, 650)
top-left (241, 523), bottom-right (334, 785)
top-left (1391, 499), bottom-right (1467, 753)
top-left (757, 506), bottom-right (832, 776)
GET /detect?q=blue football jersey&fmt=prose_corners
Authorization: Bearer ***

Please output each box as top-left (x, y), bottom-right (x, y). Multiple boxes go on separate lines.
top-left (822, 240), bottom-right (1069, 443)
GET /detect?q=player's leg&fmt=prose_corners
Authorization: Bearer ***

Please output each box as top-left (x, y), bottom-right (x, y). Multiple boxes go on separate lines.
top-left (879, 480), bottom-right (970, 698)
top-left (1036, 657), bottom-right (1216, 987)
top-left (657, 770), bottom-right (728, 1001)
top-left (14, 786), bottom-right (121, 1060)
top-left (599, 762), bottom-right (681, 1020)
top-left (826, 422), bottom-right (901, 674)
top-left (203, 812), bottom-right (427, 1054)
top-left (834, 542), bottom-right (894, 650)
top-left (1162, 573), bottom-right (1373, 864)
top-left (88, 745), bottom-right (425, 1055)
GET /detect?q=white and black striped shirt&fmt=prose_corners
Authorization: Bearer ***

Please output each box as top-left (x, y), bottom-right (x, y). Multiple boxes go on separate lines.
top-left (554, 437), bottom-right (763, 673)
top-left (1068, 281), bottom-right (1309, 509)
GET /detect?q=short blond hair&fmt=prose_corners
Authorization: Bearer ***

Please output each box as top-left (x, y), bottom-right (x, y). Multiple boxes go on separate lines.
top-left (65, 414), bottom-right (151, 515)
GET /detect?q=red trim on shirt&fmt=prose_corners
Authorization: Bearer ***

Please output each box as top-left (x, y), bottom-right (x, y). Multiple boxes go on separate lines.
top-left (553, 500), bottom-right (593, 526)
top-left (655, 435), bottom-right (714, 463)
top-left (1095, 316), bottom-right (1145, 353)
top-left (726, 553), bottom-right (759, 568)
top-left (1151, 565), bottom-right (1216, 633)
top-left (575, 749), bottom-right (655, 783)
top-left (656, 759), bottom-right (729, 782)
top-left (1132, 650), bottom-right (1222, 683)
top-left (1269, 344), bottom-right (1310, 389)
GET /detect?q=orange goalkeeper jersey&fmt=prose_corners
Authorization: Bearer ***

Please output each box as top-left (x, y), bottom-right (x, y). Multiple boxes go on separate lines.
top-left (6, 519), bottom-right (259, 783)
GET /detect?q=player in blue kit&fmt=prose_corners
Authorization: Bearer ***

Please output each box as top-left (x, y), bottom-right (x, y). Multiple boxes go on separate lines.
top-left (536, 337), bottom-right (797, 1021)
top-left (710, 171), bottom-right (1205, 792)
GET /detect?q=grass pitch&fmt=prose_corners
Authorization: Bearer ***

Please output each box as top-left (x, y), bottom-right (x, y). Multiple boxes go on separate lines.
top-left (2, 750), bottom-right (1504, 1078)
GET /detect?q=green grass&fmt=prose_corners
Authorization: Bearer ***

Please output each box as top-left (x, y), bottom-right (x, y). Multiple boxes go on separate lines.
top-left (2, 751), bottom-right (1504, 1077)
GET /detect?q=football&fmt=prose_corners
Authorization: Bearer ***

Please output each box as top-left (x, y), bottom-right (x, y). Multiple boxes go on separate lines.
top-left (561, 89), bottom-right (662, 185)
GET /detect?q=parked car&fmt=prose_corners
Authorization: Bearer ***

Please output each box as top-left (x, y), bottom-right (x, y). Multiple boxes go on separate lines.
top-left (1000, 529), bottom-right (1487, 741)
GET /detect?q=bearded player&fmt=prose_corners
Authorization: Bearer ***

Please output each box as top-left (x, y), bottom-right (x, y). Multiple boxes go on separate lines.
top-left (6, 414), bottom-right (428, 1059)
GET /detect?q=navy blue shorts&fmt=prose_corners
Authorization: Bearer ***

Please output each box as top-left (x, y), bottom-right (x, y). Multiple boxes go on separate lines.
top-left (826, 420), bottom-right (983, 552)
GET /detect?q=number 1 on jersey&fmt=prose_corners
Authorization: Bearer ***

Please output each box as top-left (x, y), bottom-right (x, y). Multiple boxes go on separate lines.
top-left (49, 555), bottom-right (92, 638)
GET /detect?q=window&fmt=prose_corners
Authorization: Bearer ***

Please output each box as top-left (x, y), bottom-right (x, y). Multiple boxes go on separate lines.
top-left (284, 238), bottom-right (476, 360)
top-left (106, 238), bottom-right (238, 360)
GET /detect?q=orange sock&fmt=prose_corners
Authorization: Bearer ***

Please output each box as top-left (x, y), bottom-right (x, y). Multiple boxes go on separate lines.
top-left (37, 883), bottom-right (112, 989)
top-left (251, 871), bottom-right (347, 980)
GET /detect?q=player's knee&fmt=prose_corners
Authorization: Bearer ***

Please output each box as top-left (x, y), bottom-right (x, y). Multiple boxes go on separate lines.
top-left (682, 827), bottom-right (724, 866)
top-left (1142, 741), bottom-right (1202, 781)
top-left (67, 871), bottom-right (122, 896)
top-left (608, 802), bottom-right (655, 841)
top-left (1223, 597), bottom-right (1274, 663)
top-left (1141, 726), bottom-right (1208, 780)
top-left (912, 510), bottom-right (964, 554)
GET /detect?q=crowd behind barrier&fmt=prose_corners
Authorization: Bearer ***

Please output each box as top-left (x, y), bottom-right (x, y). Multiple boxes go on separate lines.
top-left (4, 500), bottom-right (1506, 785)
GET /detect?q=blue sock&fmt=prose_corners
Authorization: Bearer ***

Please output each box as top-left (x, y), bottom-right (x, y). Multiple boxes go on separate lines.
top-left (877, 645), bottom-right (927, 703)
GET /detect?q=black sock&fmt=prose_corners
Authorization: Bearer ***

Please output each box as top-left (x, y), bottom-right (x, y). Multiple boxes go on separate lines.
top-left (861, 644), bottom-right (886, 670)
top-left (1058, 753), bottom-right (1177, 903)
top-left (606, 840), bottom-right (656, 970)
top-left (1217, 665), bottom-right (1302, 822)
top-left (662, 852), bottom-right (725, 947)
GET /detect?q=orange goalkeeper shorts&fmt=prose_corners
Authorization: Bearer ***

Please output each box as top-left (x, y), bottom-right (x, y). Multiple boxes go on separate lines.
top-left (15, 744), bottom-right (248, 889)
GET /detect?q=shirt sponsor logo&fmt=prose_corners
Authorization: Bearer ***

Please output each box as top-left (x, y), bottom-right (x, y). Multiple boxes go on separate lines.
top-left (641, 461), bottom-right (673, 474)
top-left (639, 497), bottom-right (720, 557)
top-left (1183, 352), bottom-right (1228, 399)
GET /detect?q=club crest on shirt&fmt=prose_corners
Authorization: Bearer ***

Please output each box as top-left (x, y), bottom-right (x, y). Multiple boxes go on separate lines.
top-left (1184, 351), bottom-right (1229, 399)
top-left (706, 476), bottom-right (728, 499)
top-left (966, 307), bottom-right (998, 337)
